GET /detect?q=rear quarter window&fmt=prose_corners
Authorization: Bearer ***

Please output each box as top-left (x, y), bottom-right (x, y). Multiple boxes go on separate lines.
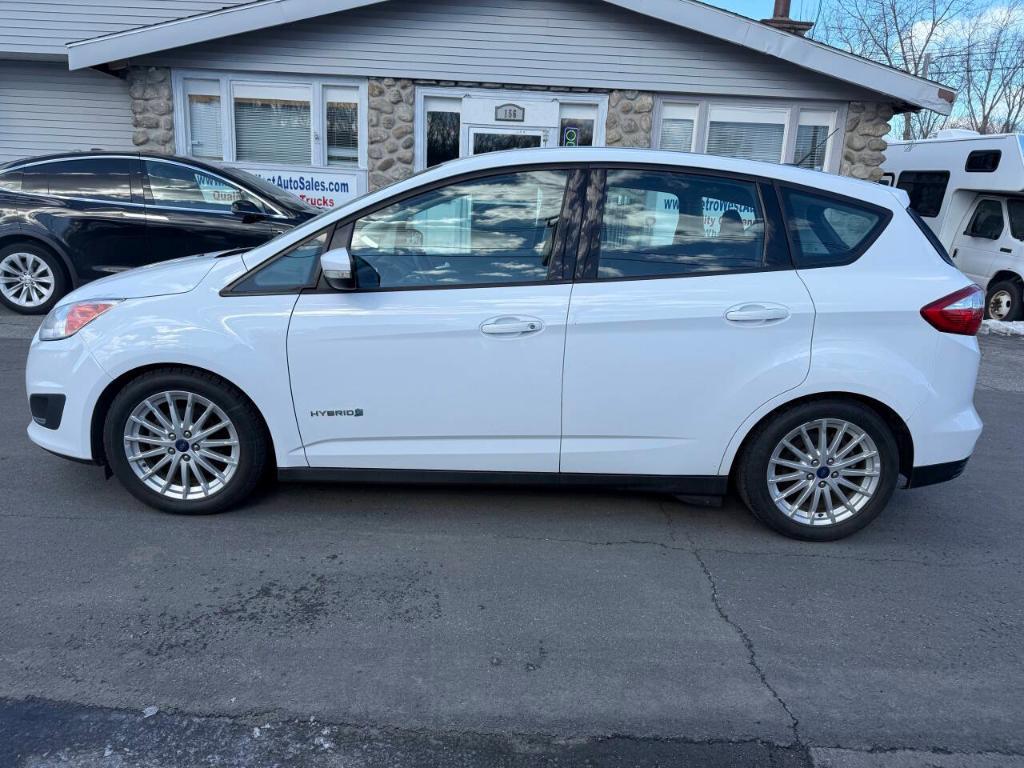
top-left (780, 187), bottom-right (888, 268)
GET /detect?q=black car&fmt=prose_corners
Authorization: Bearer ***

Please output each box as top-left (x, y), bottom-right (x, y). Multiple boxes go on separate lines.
top-left (0, 152), bottom-right (317, 314)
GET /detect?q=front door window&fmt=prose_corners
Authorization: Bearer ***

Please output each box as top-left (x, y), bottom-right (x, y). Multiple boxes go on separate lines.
top-left (349, 169), bottom-right (568, 288)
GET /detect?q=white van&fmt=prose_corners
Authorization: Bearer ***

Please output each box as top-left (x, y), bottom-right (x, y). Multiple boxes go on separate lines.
top-left (882, 131), bottom-right (1024, 320)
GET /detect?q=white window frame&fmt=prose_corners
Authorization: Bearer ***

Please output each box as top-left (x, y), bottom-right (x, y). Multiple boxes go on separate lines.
top-left (653, 96), bottom-right (847, 174)
top-left (413, 86), bottom-right (609, 172)
top-left (172, 70), bottom-right (369, 171)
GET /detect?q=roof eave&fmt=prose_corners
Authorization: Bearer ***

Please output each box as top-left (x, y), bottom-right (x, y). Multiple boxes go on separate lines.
top-left (65, 0), bottom-right (955, 114)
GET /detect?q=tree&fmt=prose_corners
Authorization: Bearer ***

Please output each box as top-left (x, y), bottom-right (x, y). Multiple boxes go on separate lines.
top-left (943, 3), bottom-right (1024, 133)
top-left (814, 0), bottom-right (972, 139)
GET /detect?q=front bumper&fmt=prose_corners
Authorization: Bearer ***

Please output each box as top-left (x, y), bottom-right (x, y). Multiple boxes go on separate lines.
top-left (25, 332), bottom-right (113, 462)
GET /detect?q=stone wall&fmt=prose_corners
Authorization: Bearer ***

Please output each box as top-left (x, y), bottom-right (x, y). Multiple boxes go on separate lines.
top-left (605, 90), bottom-right (654, 148)
top-left (127, 67), bottom-right (175, 154)
top-left (367, 78), bottom-right (415, 191)
top-left (841, 102), bottom-right (894, 181)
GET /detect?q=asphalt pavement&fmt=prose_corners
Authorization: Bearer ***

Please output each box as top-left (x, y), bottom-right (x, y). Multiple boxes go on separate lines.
top-left (1, 308), bottom-right (1022, 768)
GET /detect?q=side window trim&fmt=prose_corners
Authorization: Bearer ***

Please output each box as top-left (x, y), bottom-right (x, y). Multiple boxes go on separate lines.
top-left (323, 165), bottom-right (583, 293)
top-left (577, 164), bottom-right (781, 283)
top-left (222, 223), bottom-right (336, 296)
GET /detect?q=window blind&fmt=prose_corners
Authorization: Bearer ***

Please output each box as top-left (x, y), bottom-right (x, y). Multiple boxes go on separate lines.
top-left (326, 102), bottom-right (358, 165)
top-left (659, 118), bottom-right (695, 152)
top-left (188, 94), bottom-right (223, 160)
top-left (706, 120), bottom-right (785, 163)
top-left (795, 124), bottom-right (829, 170)
top-left (234, 97), bottom-right (311, 165)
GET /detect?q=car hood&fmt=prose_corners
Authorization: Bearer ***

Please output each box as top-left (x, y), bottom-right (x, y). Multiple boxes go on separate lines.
top-left (65, 254), bottom-right (223, 302)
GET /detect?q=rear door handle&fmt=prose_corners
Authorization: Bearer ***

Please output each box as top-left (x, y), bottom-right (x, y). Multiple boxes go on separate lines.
top-left (724, 303), bottom-right (790, 324)
top-left (480, 316), bottom-right (543, 336)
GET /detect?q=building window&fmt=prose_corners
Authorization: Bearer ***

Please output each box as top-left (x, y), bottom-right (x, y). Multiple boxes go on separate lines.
top-left (658, 103), bottom-right (697, 152)
top-left (184, 79), bottom-right (223, 160)
top-left (425, 96), bottom-right (462, 168)
top-left (325, 86), bottom-right (359, 166)
top-left (794, 110), bottom-right (834, 171)
top-left (558, 103), bottom-right (597, 147)
top-left (414, 87), bottom-right (608, 172)
top-left (174, 72), bottom-right (366, 169)
top-left (656, 99), bottom-right (839, 172)
top-left (233, 83), bottom-right (312, 165)
top-left (706, 106), bottom-right (788, 164)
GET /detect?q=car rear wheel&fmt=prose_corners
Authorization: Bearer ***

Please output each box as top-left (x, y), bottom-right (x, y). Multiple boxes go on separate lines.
top-left (0, 243), bottom-right (67, 315)
top-left (736, 400), bottom-right (900, 541)
top-left (103, 368), bottom-right (269, 514)
top-left (985, 279), bottom-right (1023, 321)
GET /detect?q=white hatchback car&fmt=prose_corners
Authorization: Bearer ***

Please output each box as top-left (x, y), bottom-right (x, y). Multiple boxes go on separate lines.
top-left (25, 148), bottom-right (983, 540)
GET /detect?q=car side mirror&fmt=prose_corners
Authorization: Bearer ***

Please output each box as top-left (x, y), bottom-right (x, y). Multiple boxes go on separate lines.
top-left (231, 199), bottom-right (267, 223)
top-left (321, 247), bottom-right (356, 291)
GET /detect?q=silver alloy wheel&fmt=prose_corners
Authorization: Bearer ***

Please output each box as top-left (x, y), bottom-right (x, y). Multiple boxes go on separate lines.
top-left (988, 289), bottom-right (1013, 320)
top-left (767, 418), bottom-right (881, 526)
top-left (0, 252), bottom-right (55, 308)
top-left (123, 390), bottom-right (240, 501)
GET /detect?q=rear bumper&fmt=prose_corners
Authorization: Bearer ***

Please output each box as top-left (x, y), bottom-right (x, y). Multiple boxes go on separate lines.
top-left (906, 457), bottom-right (970, 488)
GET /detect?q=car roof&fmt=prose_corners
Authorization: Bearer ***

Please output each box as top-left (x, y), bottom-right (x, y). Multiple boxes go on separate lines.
top-left (351, 147), bottom-right (908, 213)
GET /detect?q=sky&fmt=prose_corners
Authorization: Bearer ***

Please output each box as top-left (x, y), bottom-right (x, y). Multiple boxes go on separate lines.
top-left (701, 0), bottom-right (821, 21)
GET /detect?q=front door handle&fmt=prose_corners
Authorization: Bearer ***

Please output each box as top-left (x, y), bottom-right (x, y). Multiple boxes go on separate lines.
top-left (724, 303), bottom-right (790, 324)
top-left (480, 316), bottom-right (543, 336)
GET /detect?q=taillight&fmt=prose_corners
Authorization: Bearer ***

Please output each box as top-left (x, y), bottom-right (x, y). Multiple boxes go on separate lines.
top-left (920, 285), bottom-right (984, 335)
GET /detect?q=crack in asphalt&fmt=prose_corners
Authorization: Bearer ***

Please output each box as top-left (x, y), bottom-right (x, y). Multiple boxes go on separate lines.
top-left (658, 505), bottom-right (803, 749)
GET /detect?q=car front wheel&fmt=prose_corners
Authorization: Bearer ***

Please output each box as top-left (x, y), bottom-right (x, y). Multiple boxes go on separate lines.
top-left (736, 400), bottom-right (900, 541)
top-left (103, 368), bottom-right (269, 514)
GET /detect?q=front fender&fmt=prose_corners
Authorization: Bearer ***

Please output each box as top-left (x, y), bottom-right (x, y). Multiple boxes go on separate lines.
top-left (79, 277), bottom-right (307, 468)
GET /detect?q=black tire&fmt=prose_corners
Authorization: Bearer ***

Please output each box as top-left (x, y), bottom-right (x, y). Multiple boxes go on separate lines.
top-left (0, 242), bottom-right (69, 315)
top-left (735, 400), bottom-right (900, 541)
top-left (103, 367), bottom-right (270, 515)
top-left (985, 279), bottom-right (1023, 321)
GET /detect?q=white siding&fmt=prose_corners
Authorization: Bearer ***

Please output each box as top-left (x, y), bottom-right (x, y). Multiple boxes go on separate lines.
top-left (143, 0), bottom-right (879, 101)
top-left (0, 61), bottom-right (134, 163)
top-left (0, 0), bottom-right (250, 57)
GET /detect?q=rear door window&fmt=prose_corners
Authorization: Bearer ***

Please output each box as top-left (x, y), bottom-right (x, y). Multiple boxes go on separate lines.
top-left (594, 169), bottom-right (767, 279)
top-left (38, 158), bottom-right (133, 203)
top-left (780, 187), bottom-right (886, 268)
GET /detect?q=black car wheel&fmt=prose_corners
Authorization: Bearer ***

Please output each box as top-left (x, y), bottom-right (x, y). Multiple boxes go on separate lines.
top-left (0, 242), bottom-right (68, 315)
top-left (985, 279), bottom-right (1023, 322)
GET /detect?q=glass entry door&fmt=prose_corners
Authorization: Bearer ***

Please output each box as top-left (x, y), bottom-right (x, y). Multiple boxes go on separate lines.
top-left (468, 127), bottom-right (547, 156)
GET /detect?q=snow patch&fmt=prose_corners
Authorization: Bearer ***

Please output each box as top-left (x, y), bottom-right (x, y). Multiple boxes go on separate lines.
top-left (980, 320), bottom-right (1024, 336)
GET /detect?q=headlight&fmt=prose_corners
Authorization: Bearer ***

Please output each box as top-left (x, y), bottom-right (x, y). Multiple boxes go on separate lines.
top-left (39, 300), bottom-right (122, 341)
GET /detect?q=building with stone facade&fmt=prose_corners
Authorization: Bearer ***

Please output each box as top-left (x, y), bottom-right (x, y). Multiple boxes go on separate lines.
top-left (1, 0), bottom-right (955, 210)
